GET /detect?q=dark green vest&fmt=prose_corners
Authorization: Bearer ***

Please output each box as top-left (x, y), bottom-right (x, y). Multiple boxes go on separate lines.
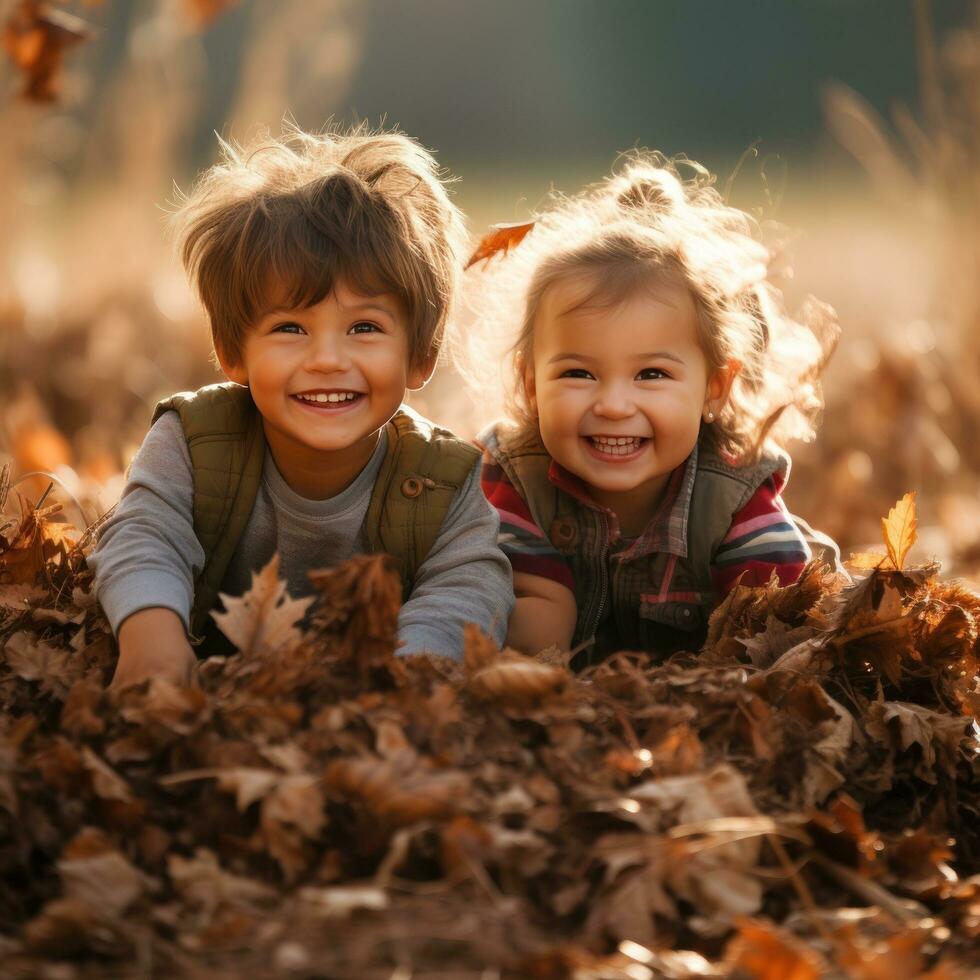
top-left (154, 383), bottom-right (480, 638)
top-left (483, 424), bottom-right (788, 662)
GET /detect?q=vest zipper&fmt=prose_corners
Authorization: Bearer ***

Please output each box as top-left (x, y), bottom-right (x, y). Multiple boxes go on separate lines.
top-left (586, 510), bottom-right (610, 641)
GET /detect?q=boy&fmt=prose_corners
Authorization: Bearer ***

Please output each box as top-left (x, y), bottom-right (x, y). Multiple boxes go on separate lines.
top-left (90, 127), bottom-right (514, 689)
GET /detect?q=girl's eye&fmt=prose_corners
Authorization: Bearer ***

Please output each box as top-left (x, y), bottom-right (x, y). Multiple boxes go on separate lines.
top-left (272, 322), bottom-right (304, 335)
top-left (349, 321), bottom-right (382, 335)
top-left (559, 368), bottom-right (594, 380)
top-left (637, 367), bottom-right (669, 381)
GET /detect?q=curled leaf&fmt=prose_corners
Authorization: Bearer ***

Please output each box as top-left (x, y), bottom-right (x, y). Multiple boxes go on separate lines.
top-left (465, 221), bottom-right (535, 269)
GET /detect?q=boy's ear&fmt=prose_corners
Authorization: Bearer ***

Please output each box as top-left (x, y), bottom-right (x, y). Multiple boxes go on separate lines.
top-left (215, 344), bottom-right (248, 386)
top-left (407, 355), bottom-right (437, 391)
top-left (704, 359), bottom-right (739, 419)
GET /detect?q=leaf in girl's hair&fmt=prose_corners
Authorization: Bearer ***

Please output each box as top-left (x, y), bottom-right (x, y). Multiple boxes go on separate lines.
top-left (464, 221), bottom-right (536, 269)
top-left (3, 1), bottom-right (92, 103)
top-left (881, 491), bottom-right (918, 570)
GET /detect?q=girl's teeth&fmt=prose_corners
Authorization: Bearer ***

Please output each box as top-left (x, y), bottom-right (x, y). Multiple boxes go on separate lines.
top-left (590, 437), bottom-right (642, 456)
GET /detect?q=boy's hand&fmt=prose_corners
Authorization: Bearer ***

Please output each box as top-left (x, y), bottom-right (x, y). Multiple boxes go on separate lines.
top-left (110, 607), bottom-right (198, 692)
top-left (506, 572), bottom-right (577, 654)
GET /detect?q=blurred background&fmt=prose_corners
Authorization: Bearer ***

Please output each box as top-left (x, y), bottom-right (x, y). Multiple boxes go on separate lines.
top-left (1, 0), bottom-right (978, 576)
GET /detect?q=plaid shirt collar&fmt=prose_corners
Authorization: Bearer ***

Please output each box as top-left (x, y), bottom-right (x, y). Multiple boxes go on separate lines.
top-left (547, 443), bottom-right (699, 561)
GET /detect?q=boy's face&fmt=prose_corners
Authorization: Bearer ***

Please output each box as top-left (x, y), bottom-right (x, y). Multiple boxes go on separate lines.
top-left (219, 280), bottom-right (431, 491)
top-left (525, 275), bottom-right (733, 517)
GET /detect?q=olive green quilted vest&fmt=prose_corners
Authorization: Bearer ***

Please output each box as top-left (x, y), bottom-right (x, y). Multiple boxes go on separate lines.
top-left (483, 424), bottom-right (789, 661)
top-left (153, 383), bottom-right (480, 638)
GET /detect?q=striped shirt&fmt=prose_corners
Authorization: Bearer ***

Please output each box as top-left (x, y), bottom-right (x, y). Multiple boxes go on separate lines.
top-left (481, 444), bottom-right (809, 599)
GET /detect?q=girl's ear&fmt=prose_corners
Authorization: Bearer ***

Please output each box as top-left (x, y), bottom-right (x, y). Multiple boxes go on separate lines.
top-left (703, 359), bottom-right (739, 420)
top-left (215, 344), bottom-right (248, 386)
top-left (407, 355), bottom-right (437, 391)
top-left (521, 353), bottom-right (538, 412)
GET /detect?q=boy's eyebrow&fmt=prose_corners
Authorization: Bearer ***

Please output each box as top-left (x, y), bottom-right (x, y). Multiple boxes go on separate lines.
top-left (256, 297), bottom-right (401, 321)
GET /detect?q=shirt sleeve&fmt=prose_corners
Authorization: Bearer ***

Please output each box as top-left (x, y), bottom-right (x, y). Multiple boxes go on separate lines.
top-left (88, 411), bottom-right (204, 636)
top-left (480, 452), bottom-right (574, 592)
top-left (710, 475), bottom-right (810, 596)
top-left (396, 463), bottom-right (515, 660)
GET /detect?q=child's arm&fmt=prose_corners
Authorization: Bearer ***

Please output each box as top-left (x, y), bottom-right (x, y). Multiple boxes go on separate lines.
top-left (508, 571), bottom-right (576, 654)
top-left (480, 451), bottom-right (578, 653)
top-left (395, 465), bottom-right (514, 658)
top-left (112, 608), bottom-right (197, 690)
top-left (89, 411), bottom-right (205, 688)
top-left (711, 475), bottom-right (811, 595)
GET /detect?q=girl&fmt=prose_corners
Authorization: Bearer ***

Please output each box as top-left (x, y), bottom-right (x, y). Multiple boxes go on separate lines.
top-left (467, 154), bottom-right (838, 663)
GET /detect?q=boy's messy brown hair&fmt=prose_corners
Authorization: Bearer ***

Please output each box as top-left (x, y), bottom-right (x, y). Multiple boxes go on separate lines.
top-left (174, 124), bottom-right (465, 371)
top-left (462, 152), bottom-right (839, 462)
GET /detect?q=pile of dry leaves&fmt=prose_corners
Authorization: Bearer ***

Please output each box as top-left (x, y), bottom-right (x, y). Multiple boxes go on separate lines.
top-left (0, 475), bottom-right (978, 979)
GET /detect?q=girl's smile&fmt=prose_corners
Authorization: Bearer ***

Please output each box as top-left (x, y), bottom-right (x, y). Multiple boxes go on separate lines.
top-left (582, 435), bottom-right (650, 460)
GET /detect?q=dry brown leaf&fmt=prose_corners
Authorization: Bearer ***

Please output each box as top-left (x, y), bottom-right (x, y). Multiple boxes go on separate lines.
top-left (468, 656), bottom-right (568, 705)
top-left (212, 554), bottom-right (312, 659)
top-left (168, 848), bottom-right (277, 915)
top-left (325, 750), bottom-right (468, 826)
top-left (881, 491), bottom-right (918, 571)
top-left (865, 701), bottom-right (970, 783)
top-left (59, 836), bottom-right (155, 916)
top-left (464, 220), bottom-right (535, 269)
top-left (4, 630), bottom-right (83, 698)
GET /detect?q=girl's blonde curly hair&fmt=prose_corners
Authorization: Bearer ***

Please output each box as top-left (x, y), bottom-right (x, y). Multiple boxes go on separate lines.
top-left (458, 152), bottom-right (838, 462)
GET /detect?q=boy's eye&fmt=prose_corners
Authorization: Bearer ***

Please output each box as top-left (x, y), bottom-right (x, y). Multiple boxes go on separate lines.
top-left (559, 368), bottom-right (594, 380)
top-left (272, 321), bottom-right (305, 335)
top-left (349, 321), bottom-right (382, 335)
top-left (637, 367), bottom-right (669, 381)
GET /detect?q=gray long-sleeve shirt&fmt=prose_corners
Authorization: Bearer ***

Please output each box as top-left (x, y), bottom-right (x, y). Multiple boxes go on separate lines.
top-left (90, 410), bottom-right (513, 659)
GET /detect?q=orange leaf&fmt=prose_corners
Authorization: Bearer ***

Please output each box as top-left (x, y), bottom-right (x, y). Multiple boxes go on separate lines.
top-left (3, 1), bottom-right (92, 103)
top-left (182, 0), bottom-right (240, 27)
top-left (881, 491), bottom-right (917, 571)
top-left (464, 221), bottom-right (535, 270)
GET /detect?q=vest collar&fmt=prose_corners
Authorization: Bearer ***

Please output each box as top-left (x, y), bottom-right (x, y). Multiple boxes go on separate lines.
top-left (546, 443), bottom-right (700, 561)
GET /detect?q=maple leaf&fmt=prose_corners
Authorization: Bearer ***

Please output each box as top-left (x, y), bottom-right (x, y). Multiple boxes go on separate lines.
top-left (464, 221), bottom-right (535, 269)
top-left (3, 0), bottom-right (92, 102)
top-left (212, 554), bottom-right (312, 660)
top-left (881, 491), bottom-right (918, 571)
top-left (865, 700), bottom-right (970, 783)
top-left (4, 630), bottom-right (83, 698)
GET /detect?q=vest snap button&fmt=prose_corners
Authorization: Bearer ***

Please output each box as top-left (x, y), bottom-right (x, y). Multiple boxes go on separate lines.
top-left (683, 609), bottom-right (691, 617)
top-left (548, 518), bottom-right (577, 548)
top-left (401, 477), bottom-right (423, 498)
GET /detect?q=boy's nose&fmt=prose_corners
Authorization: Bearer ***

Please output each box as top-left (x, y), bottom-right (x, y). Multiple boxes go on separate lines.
top-left (305, 336), bottom-right (351, 373)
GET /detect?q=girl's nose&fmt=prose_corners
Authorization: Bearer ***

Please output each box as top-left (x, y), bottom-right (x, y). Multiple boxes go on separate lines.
top-left (593, 384), bottom-right (636, 419)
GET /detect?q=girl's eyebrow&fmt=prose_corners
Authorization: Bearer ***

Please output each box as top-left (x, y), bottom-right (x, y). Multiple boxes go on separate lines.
top-left (547, 350), bottom-right (686, 365)
top-left (637, 351), bottom-right (686, 364)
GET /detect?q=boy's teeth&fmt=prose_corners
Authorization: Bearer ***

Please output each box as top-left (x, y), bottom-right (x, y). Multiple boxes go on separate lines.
top-left (590, 436), bottom-right (643, 456)
top-left (297, 392), bottom-right (358, 404)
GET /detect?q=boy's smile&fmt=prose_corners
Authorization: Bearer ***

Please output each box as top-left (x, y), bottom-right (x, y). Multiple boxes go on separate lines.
top-left (525, 275), bottom-right (732, 532)
top-left (218, 280), bottom-right (432, 499)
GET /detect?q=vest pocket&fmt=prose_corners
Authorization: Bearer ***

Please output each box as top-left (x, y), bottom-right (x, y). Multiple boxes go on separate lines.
top-left (638, 595), bottom-right (705, 632)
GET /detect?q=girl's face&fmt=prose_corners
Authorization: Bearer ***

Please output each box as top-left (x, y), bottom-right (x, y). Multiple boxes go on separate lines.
top-left (525, 275), bottom-right (734, 519)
